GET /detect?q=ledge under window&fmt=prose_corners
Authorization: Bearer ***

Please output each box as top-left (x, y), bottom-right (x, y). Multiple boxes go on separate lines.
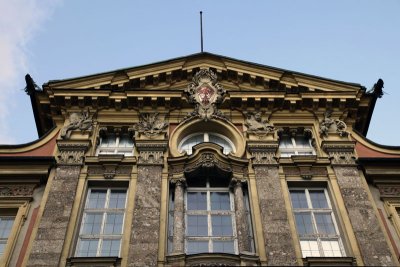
top-left (66, 257), bottom-right (121, 267)
top-left (303, 257), bottom-right (356, 266)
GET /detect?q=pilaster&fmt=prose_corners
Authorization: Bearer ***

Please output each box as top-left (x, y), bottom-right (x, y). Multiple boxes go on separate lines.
top-left (322, 141), bottom-right (395, 266)
top-left (27, 139), bottom-right (90, 266)
top-left (128, 139), bottom-right (167, 266)
top-left (247, 141), bottom-right (298, 266)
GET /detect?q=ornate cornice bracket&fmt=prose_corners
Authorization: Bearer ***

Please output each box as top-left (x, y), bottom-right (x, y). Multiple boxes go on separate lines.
top-left (135, 140), bottom-right (168, 166)
top-left (247, 141), bottom-right (279, 166)
top-left (56, 139), bottom-right (91, 166)
top-left (321, 141), bottom-right (356, 166)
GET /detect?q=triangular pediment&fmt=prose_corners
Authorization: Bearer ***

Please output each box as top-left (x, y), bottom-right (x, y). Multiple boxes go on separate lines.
top-left (44, 52), bottom-right (362, 93)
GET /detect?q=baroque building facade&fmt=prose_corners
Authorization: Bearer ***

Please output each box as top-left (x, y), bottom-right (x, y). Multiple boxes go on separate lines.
top-left (1, 53), bottom-right (400, 266)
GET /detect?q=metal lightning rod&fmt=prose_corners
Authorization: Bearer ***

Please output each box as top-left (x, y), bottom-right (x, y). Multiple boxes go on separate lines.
top-left (200, 11), bottom-right (204, 52)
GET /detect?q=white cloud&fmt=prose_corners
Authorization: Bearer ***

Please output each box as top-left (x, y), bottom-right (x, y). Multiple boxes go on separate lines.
top-left (0, 0), bottom-right (61, 143)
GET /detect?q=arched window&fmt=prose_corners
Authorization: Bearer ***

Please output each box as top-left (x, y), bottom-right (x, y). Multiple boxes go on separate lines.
top-left (179, 133), bottom-right (235, 155)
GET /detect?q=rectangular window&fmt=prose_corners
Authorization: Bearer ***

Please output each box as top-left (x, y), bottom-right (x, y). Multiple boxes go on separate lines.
top-left (75, 188), bottom-right (127, 257)
top-left (0, 215), bottom-right (15, 258)
top-left (185, 181), bottom-right (237, 254)
top-left (96, 133), bottom-right (134, 156)
top-left (289, 188), bottom-right (345, 257)
top-left (279, 135), bottom-right (315, 157)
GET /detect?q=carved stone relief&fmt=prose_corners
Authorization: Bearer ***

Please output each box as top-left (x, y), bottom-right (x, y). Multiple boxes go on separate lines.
top-left (135, 140), bottom-right (168, 165)
top-left (0, 185), bottom-right (36, 197)
top-left (319, 110), bottom-right (348, 137)
top-left (133, 112), bottom-right (168, 137)
top-left (184, 153), bottom-right (232, 173)
top-left (60, 109), bottom-right (94, 139)
top-left (244, 112), bottom-right (274, 138)
top-left (184, 69), bottom-right (228, 122)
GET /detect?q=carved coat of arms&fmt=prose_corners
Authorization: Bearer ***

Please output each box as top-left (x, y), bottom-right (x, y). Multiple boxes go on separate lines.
top-left (184, 69), bottom-right (227, 122)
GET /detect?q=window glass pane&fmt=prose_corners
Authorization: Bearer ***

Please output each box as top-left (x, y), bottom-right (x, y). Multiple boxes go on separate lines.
top-left (87, 190), bottom-right (107, 209)
top-left (280, 136), bottom-right (293, 148)
top-left (118, 135), bottom-right (133, 147)
top-left (187, 240), bottom-right (209, 254)
top-left (290, 190), bottom-right (308, 209)
top-left (82, 213), bottom-right (103, 234)
top-left (180, 134), bottom-right (204, 155)
top-left (109, 190), bottom-right (127, 209)
top-left (295, 136), bottom-right (311, 148)
top-left (187, 215), bottom-right (208, 236)
top-left (187, 192), bottom-right (207, 210)
top-left (294, 213), bottom-right (315, 235)
top-left (212, 215), bottom-right (233, 236)
top-left (300, 240), bottom-right (320, 257)
top-left (104, 213), bottom-right (124, 234)
top-left (77, 239), bottom-right (99, 257)
top-left (309, 190), bottom-right (328, 209)
top-left (211, 192), bottom-right (230, 210)
top-left (0, 217), bottom-right (14, 238)
top-left (314, 213), bottom-right (336, 235)
top-left (0, 242), bottom-right (5, 256)
top-left (321, 240), bottom-right (342, 257)
top-left (213, 240), bottom-right (235, 253)
top-left (101, 135), bottom-right (116, 147)
top-left (208, 134), bottom-right (233, 154)
top-left (101, 239), bottom-right (121, 257)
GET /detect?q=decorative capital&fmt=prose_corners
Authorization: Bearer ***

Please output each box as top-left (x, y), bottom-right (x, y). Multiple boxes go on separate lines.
top-left (135, 140), bottom-right (168, 165)
top-left (170, 177), bottom-right (187, 188)
top-left (183, 69), bottom-right (228, 122)
top-left (321, 141), bottom-right (356, 166)
top-left (229, 177), bottom-right (247, 189)
top-left (247, 141), bottom-right (279, 166)
top-left (61, 109), bottom-right (94, 139)
top-left (56, 140), bottom-right (91, 165)
top-left (133, 112), bottom-right (168, 138)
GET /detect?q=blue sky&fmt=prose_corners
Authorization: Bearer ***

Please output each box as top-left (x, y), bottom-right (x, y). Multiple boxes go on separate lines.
top-left (1, 0), bottom-right (399, 145)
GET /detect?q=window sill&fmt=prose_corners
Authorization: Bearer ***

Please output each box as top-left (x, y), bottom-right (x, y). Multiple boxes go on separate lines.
top-left (303, 257), bottom-right (356, 266)
top-left (166, 253), bottom-right (259, 266)
top-left (66, 257), bottom-right (121, 267)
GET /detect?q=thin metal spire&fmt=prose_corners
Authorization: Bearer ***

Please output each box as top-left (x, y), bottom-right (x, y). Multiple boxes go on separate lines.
top-left (200, 11), bottom-right (204, 52)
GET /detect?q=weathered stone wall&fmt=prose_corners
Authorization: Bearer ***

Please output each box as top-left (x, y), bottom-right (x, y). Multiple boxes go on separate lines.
top-left (27, 165), bottom-right (81, 266)
top-left (254, 166), bottom-right (297, 266)
top-left (128, 165), bottom-right (162, 266)
top-left (334, 166), bottom-right (395, 266)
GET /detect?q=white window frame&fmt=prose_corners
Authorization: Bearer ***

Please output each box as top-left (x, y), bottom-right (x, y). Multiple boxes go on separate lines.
top-left (279, 135), bottom-right (315, 157)
top-left (179, 132), bottom-right (235, 155)
top-left (289, 187), bottom-right (346, 257)
top-left (75, 188), bottom-right (127, 257)
top-left (185, 181), bottom-right (238, 254)
top-left (96, 134), bottom-right (134, 156)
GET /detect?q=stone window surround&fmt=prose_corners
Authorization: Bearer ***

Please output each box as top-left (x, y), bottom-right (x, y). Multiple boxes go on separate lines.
top-left (74, 187), bottom-right (128, 258)
top-left (277, 126), bottom-right (317, 158)
top-left (0, 200), bottom-right (30, 266)
top-left (95, 126), bottom-right (134, 157)
top-left (288, 186), bottom-right (346, 258)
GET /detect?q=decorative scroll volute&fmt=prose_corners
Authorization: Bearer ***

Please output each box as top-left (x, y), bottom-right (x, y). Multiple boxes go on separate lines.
top-left (319, 110), bottom-right (348, 138)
